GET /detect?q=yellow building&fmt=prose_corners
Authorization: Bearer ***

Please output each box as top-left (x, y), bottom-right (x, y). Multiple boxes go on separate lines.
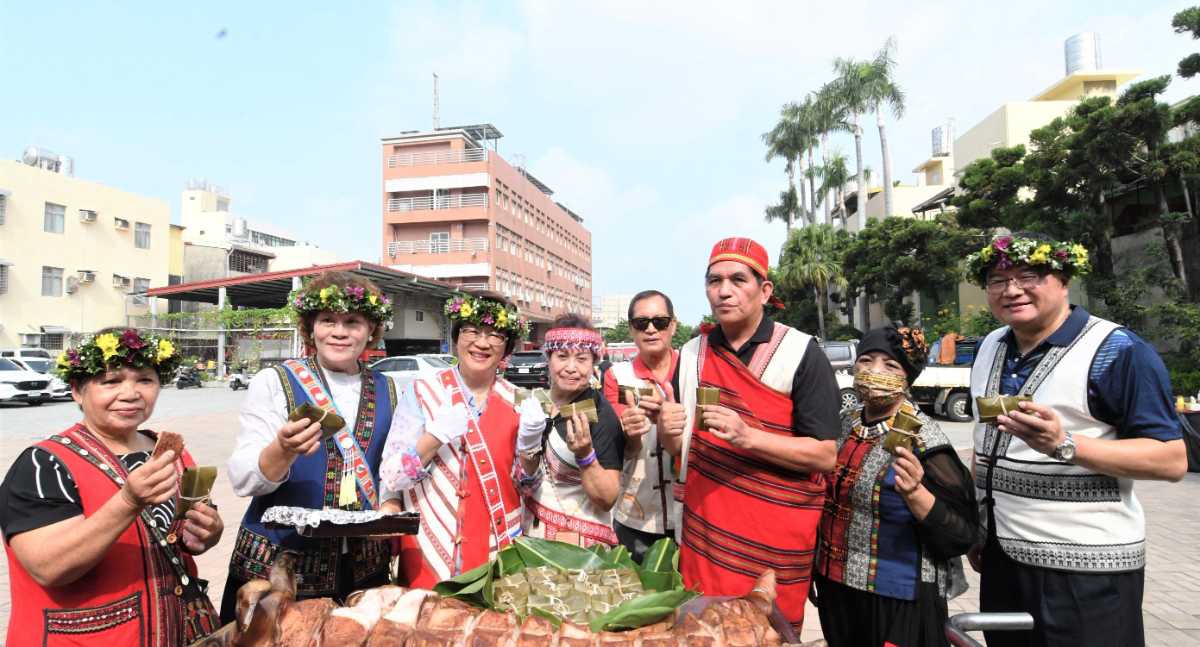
top-left (0, 156), bottom-right (171, 350)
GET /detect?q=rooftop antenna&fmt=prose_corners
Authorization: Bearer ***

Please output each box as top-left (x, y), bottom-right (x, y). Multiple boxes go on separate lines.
top-left (432, 73), bottom-right (440, 130)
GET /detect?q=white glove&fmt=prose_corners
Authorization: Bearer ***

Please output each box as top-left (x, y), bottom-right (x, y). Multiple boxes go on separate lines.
top-left (517, 397), bottom-right (548, 453)
top-left (425, 402), bottom-right (471, 446)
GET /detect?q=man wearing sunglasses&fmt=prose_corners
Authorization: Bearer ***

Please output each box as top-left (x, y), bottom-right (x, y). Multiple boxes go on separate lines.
top-left (601, 290), bottom-right (682, 562)
top-left (659, 236), bottom-right (840, 634)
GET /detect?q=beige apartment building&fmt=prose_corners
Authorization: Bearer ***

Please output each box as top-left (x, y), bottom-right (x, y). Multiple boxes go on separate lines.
top-left (380, 124), bottom-right (593, 340)
top-left (0, 152), bottom-right (170, 350)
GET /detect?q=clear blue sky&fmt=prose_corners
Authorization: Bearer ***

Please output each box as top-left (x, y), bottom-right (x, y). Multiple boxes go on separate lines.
top-left (2, 1), bottom-right (1196, 323)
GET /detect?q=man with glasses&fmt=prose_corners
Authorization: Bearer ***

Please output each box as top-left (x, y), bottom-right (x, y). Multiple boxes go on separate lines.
top-left (601, 290), bottom-right (681, 561)
top-left (966, 233), bottom-right (1186, 647)
top-left (660, 237), bottom-right (840, 634)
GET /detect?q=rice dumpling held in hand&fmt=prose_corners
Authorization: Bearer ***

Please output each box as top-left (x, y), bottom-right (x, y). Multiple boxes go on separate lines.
top-left (377, 291), bottom-right (530, 589)
top-left (815, 325), bottom-right (977, 647)
top-left (520, 314), bottom-right (625, 547)
top-left (222, 271), bottom-right (400, 623)
top-left (0, 328), bottom-right (222, 646)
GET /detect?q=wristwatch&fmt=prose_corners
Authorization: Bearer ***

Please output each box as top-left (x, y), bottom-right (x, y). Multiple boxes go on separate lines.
top-left (1052, 430), bottom-right (1076, 463)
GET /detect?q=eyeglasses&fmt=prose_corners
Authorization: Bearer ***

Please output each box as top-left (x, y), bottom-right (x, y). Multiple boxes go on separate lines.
top-left (630, 316), bottom-right (673, 332)
top-left (985, 273), bottom-right (1044, 294)
top-left (459, 327), bottom-right (508, 346)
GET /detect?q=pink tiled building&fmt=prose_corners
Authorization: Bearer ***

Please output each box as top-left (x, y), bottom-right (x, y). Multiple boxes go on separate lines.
top-left (380, 124), bottom-right (592, 342)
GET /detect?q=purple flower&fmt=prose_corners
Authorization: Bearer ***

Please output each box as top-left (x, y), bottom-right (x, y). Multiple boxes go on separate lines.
top-left (483, 314), bottom-right (495, 325)
top-left (1054, 250), bottom-right (1069, 259)
top-left (120, 329), bottom-right (146, 350)
top-left (993, 236), bottom-right (1012, 251)
top-left (67, 350), bottom-right (81, 366)
top-left (450, 303), bottom-right (461, 312)
top-left (995, 253), bottom-right (1013, 271)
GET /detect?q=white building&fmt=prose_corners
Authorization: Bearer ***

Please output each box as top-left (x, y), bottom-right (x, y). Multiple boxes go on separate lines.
top-left (592, 294), bottom-right (634, 330)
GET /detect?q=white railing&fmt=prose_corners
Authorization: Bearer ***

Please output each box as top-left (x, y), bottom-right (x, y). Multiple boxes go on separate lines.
top-left (387, 237), bottom-right (490, 256)
top-left (458, 282), bottom-right (490, 291)
top-left (387, 193), bottom-right (489, 212)
top-left (387, 148), bottom-right (488, 167)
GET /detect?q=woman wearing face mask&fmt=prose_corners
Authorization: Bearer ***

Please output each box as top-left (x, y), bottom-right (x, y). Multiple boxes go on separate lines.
top-left (517, 314), bottom-right (624, 546)
top-left (814, 326), bottom-right (977, 647)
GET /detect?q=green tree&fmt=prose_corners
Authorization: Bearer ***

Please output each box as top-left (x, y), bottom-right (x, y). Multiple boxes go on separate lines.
top-left (603, 322), bottom-right (633, 344)
top-left (764, 187), bottom-right (801, 233)
top-left (763, 105), bottom-right (817, 231)
top-left (1173, 7), bottom-right (1200, 78)
top-left (842, 216), bottom-right (976, 325)
top-left (777, 224), bottom-right (847, 340)
top-left (818, 152), bottom-right (852, 227)
top-left (831, 54), bottom-right (875, 228)
top-left (863, 37), bottom-right (906, 219)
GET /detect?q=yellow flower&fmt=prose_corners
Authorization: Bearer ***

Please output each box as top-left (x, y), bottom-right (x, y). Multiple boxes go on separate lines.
top-left (497, 309), bottom-right (509, 326)
top-left (1029, 243), bottom-right (1052, 265)
top-left (1071, 244), bottom-right (1089, 265)
top-left (319, 287), bottom-right (333, 302)
top-left (56, 351), bottom-right (71, 368)
top-left (979, 246), bottom-right (994, 261)
top-left (368, 294), bottom-right (379, 305)
top-left (95, 333), bottom-right (120, 360)
top-left (460, 301), bottom-right (474, 318)
top-left (156, 339), bottom-right (175, 362)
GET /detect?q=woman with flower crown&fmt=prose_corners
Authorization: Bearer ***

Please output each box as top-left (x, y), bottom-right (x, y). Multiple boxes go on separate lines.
top-left (377, 291), bottom-right (531, 588)
top-left (221, 271), bottom-right (400, 621)
top-left (0, 327), bottom-right (224, 647)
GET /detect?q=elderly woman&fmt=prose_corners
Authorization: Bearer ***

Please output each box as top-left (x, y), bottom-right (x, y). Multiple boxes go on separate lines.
top-left (223, 271), bottom-right (398, 621)
top-left (518, 314), bottom-right (625, 546)
top-left (0, 329), bottom-right (223, 646)
top-left (378, 292), bottom-right (530, 587)
top-left (814, 325), bottom-right (977, 647)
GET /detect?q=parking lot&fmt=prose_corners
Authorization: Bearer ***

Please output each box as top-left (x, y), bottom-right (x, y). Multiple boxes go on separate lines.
top-left (0, 386), bottom-right (1196, 644)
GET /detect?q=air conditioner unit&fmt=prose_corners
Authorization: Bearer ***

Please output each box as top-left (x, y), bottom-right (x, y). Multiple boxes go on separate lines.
top-left (79, 210), bottom-right (98, 223)
top-left (112, 274), bottom-right (130, 288)
top-left (114, 217), bottom-right (130, 230)
top-left (65, 276), bottom-right (79, 294)
top-left (77, 270), bottom-right (95, 283)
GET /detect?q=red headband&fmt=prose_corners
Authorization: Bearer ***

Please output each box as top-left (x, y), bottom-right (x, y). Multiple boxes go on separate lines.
top-left (543, 327), bottom-right (604, 356)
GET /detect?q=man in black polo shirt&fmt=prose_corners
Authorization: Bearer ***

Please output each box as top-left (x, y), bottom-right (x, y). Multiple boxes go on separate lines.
top-left (659, 236), bottom-right (840, 634)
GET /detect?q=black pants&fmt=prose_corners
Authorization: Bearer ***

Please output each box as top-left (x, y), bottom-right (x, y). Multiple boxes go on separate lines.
top-left (613, 521), bottom-right (670, 564)
top-left (979, 540), bottom-right (1145, 647)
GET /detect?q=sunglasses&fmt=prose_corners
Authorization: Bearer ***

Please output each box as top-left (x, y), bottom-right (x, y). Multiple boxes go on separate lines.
top-left (630, 316), bottom-right (673, 332)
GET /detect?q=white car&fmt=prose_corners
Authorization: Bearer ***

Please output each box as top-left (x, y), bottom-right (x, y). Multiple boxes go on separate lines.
top-left (10, 358), bottom-right (70, 399)
top-left (0, 357), bottom-right (53, 406)
top-left (369, 355), bottom-right (451, 387)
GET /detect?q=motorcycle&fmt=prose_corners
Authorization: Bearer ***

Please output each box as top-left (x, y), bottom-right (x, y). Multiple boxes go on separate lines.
top-left (175, 367), bottom-right (203, 389)
top-left (228, 367), bottom-right (250, 391)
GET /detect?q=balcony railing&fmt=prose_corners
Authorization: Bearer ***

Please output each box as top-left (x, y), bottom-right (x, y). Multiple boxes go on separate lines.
top-left (458, 282), bottom-right (490, 291)
top-left (387, 237), bottom-right (490, 256)
top-left (387, 193), bottom-right (489, 213)
top-left (387, 148), bottom-right (488, 168)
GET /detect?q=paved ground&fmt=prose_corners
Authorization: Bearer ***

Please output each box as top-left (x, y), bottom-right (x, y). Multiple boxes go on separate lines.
top-left (1, 391), bottom-right (1198, 645)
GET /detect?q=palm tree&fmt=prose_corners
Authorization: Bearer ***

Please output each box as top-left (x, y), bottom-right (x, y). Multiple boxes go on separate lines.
top-left (778, 98), bottom-right (822, 226)
top-left (819, 153), bottom-right (852, 227)
top-left (763, 105), bottom-right (816, 231)
top-left (810, 86), bottom-right (851, 226)
top-left (863, 37), bottom-right (906, 218)
top-left (763, 187), bottom-right (800, 231)
top-left (778, 224), bottom-right (847, 341)
top-left (831, 55), bottom-right (872, 228)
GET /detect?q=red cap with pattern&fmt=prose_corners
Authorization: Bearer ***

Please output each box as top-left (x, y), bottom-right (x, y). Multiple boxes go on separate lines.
top-left (707, 237), bottom-right (785, 309)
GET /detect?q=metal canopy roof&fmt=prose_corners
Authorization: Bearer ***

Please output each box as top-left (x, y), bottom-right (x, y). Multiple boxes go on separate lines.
top-left (146, 261), bottom-right (459, 309)
top-left (911, 187), bottom-right (956, 214)
top-left (438, 123), bottom-right (503, 142)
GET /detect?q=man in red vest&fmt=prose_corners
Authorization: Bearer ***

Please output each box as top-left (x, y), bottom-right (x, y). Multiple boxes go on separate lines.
top-left (660, 236), bottom-right (840, 633)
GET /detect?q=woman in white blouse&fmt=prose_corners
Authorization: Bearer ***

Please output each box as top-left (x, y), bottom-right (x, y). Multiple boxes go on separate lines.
top-left (220, 271), bottom-right (399, 622)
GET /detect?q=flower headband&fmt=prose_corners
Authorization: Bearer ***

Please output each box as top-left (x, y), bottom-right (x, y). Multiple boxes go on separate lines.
top-left (55, 329), bottom-right (181, 383)
top-left (289, 281), bottom-right (394, 326)
top-left (543, 327), bottom-right (604, 358)
top-left (965, 235), bottom-right (1090, 287)
top-left (444, 293), bottom-right (529, 339)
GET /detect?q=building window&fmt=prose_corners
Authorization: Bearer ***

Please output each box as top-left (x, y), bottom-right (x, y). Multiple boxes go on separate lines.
top-left (41, 266), bottom-right (63, 296)
top-left (0, 194), bottom-right (6, 225)
top-left (135, 222), bottom-right (151, 249)
top-left (0, 265), bottom-right (7, 294)
top-left (132, 277), bottom-right (150, 305)
top-left (42, 333), bottom-right (65, 350)
top-left (415, 310), bottom-right (424, 322)
top-left (430, 231), bottom-right (449, 253)
top-left (44, 202), bottom-right (65, 233)
top-left (229, 250), bottom-right (269, 274)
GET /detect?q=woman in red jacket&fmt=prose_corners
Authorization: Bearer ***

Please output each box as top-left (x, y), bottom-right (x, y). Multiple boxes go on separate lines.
top-left (0, 329), bottom-right (224, 646)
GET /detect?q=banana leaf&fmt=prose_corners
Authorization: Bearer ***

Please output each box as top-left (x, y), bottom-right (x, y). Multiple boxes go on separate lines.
top-left (433, 559), bottom-right (495, 607)
top-left (637, 538), bottom-right (682, 592)
top-left (588, 589), bottom-right (698, 632)
top-left (512, 536), bottom-right (610, 571)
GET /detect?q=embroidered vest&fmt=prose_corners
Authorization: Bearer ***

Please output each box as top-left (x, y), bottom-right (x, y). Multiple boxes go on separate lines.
top-left (227, 362), bottom-right (397, 596)
top-left (609, 359), bottom-right (678, 534)
top-left (972, 316), bottom-right (1146, 572)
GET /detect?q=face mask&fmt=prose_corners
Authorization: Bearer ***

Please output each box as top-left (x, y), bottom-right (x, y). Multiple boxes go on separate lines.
top-left (854, 368), bottom-right (908, 407)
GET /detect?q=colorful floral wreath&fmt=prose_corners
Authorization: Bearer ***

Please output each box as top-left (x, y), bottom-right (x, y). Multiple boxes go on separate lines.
top-left (289, 281), bottom-right (394, 326)
top-left (444, 293), bottom-right (530, 340)
top-left (55, 329), bottom-right (181, 383)
top-left (965, 235), bottom-right (1091, 286)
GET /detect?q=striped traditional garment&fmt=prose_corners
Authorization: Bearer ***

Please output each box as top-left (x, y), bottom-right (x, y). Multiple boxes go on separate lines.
top-left (677, 323), bottom-right (826, 633)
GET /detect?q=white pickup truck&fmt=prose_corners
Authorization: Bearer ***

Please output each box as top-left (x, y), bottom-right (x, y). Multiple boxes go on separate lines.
top-left (835, 363), bottom-right (974, 422)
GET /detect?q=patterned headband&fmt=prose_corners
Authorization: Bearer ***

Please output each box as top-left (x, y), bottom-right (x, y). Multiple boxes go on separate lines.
top-left (543, 327), bottom-right (604, 357)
